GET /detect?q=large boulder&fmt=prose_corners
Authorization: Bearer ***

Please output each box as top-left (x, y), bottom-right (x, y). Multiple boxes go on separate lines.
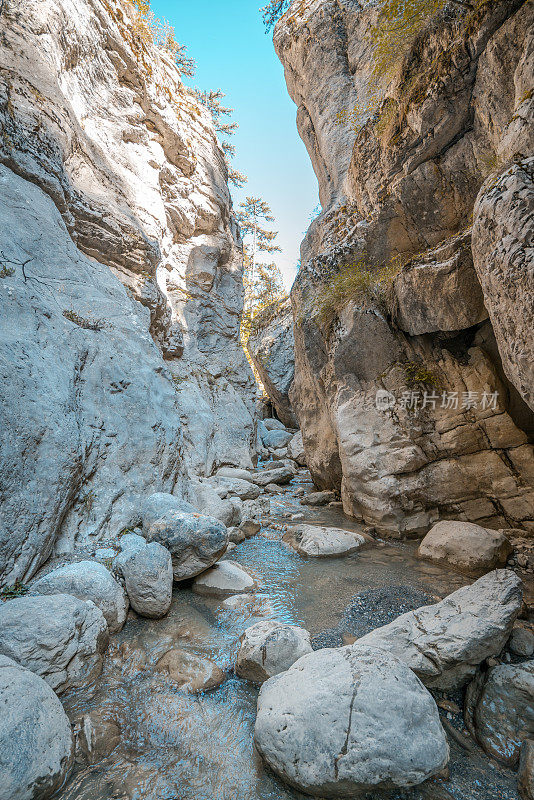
top-left (472, 661), bottom-right (534, 765)
top-left (235, 620), bottom-right (312, 683)
top-left (0, 655), bottom-right (74, 800)
top-left (188, 478), bottom-right (242, 527)
top-left (31, 560), bottom-right (128, 634)
top-left (252, 466), bottom-right (294, 487)
top-left (142, 493), bottom-right (228, 581)
top-left (287, 431), bottom-right (306, 466)
top-left (519, 740), bottom-right (534, 800)
top-left (357, 570), bottom-right (523, 689)
top-left (155, 648), bottom-right (225, 693)
top-left (262, 429), bottom-right (293, 450)
top-left (0, 594), bottom-right (109, 694)
top-left (283, 525), bottom-right (366, 558)
top-left (114, 536), bottom-right (173, 619)
top-left (209, 477), bottom-right (261, 500)
top-left (192, 560), bottom-right (256, 598)
top-left (418, 520), bottom-right (512, 575)
top-left (254, 644), bottom-right (449, 797)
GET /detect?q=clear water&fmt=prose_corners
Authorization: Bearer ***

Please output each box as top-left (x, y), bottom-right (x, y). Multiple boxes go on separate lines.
top-left (57, 477), bottom-right (520, 800)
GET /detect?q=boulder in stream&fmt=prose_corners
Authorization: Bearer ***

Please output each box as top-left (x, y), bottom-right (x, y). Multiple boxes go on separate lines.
top-left (254, 644), bottom-right (449, 797)
top-left (114, 536), bottom-right (173, 619)
top-left (0, 593), bottom-right (108, 694)
top-left (262, 429), bottom-right (293, 450)
top-left (142, 492), bottom-right (228, 581)
top-left (252, 466), bottom-right (294, 487)
top-left (357, 569), bottom-right (523, 689)
top-left (192, 560), bottom-right (256, 598)
top-left (418, 520), bottom-right (512, 575)
top-left (0, 655), bottom-right (74, 800)
top-left (283, 525), bottom-right (366, 558)
top-left (155, 648), bottom-right (225, 693)
top-left (236, 620), bottom-right (312, 683)
top-left (31, 560), bottom-right (128, 634)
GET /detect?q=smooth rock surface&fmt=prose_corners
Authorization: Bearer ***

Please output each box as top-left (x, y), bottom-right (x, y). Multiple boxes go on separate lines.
top-left (252, 467), bottom-right (294, 487)
top-left (418, 520), bottom-right (512, 575)
top-left (254, 644), bottom-right (449, 797)
top-left (262, 429), bottom-right (293, 450)
top-left (473, 661), bottom-right (534, 765)
top-left (283, 525), bottom-right (366, 558)
top-left (192, 560), bottom-right (256, 598)
top-left (115, 540), bottom-right (173, 619)
top-left (155, 648), bottom-right (225, 693)
top-left (32, 560), bottom-right (128, 634)
top-left (0, 655), bottom-right (74, 800)
top-left (0, 594), bottom-right (108, 694)
top-left (357, 569), bottom-right (523, 689)
top-left (301, 491), bottom-right (337, 506)
top-left (236, 620), bottom-right (312, 683)
top-left (287, 431), bottom-right (307, 466)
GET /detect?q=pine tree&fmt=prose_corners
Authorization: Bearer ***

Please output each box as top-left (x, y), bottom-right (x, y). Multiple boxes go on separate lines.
top-left (236, 197), bottom-right (281, 286)
top-left (195, 89), bottom-right (247, 188)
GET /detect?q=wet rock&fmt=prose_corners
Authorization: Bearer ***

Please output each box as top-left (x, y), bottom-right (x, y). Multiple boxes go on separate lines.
top-left (155, 648), bottom-right (225, 693)
top-left (287, 431), bottom-right (306, 466)
top-left (142, 493), bottom-right (228, 581)
top-left (254, 644), bottom-right (449, 797)
top-left (473, 661), bottom-right (534, 765)
top-left (313, 586), bottom-right (437, 650)
top-left (0, 655), bottom-right (74, 800)
top-left (192, 560), bottom-right (256, 598)
top-left (78, 709), bottom-right (121, 764)
top-left (301, 491), bottom-right (336, 506)
top-left (357, 570), bottom-right (523, 690)
top-left (262, 429), bottom-right (293, 450)
top-left (0, 594), bottom-right (108, 694)
top-left (283, 525), bottom-right (366, 558)
top-left (32, 560), bottom-right (128, 634)
top-left (418, 521), bottom-right (512, 576)
top-left (114, 539), bottom-right (173, 619)
top-left (509, 626), bottom-right (534, 658)
top-left (228, 527), bottom-right (246, 544)
top-left (239, 520), bottom-right (261, 538)
top-left (235, 620), bottom-right (312, 683)
top-left (519, 739), bottom-right (534, 800)
top-left (252, 466), bottom-right (294, 487)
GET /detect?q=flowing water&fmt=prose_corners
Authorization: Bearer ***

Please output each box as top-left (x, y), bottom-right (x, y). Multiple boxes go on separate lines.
top-left (57, 472), bottom-right (520, 800)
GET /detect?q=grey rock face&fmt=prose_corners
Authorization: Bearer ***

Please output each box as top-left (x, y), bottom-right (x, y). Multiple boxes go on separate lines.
top-left (418, 520), bottom-right (512, 576)
top-left (472, 157), bottom-right (534, 411)
top-left (115, 539), bottom-right (173, 619)
top-left (32, 560), bottom-right (128, 634)
top-left (275, 0), bottom-right (534, 535)
top-left (473, 661), bottom-right (534, 765)
top-left (0, 0), bottom-right (256, 585)
top-left (283, 525), bottom-right (366, 558)
top-left (192, 560), bottom-right (256, 598)
top-left (0, 655), bottom-right (74, 800)
top-left (247, 299), bottom-right (297, 428)
top-left (142, 496), bottom-right (228, 581)
top-left (254, 644), bottom-right (449, 797)
top-left (287, 431), bottom-right (306, 465)
top-left (0, 594), bottom-right (109, 694)
top-left (235, 620), bottom-right (312, 683)
top-left (357, 570), bottom-right (523, 690)
top-left (262, 429), bottom-right (293, 450)
top-left (509, 627), bottom-right (534, 658)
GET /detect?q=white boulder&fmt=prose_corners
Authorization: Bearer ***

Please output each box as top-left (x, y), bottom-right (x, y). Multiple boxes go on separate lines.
top-left (192, 560), bottom-right (256, 598)
top-left (115, 537), bottom-right (173, 619)
top-left (235, 620), bottom-right (312, 683)
top-left (283, 525), bottom-right (366, 557)
top-left (418, 520), bottom-right (512, 575)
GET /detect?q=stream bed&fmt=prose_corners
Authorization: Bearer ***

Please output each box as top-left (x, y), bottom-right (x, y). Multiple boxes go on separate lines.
top-left (58, 474), bottom-right (521, 800)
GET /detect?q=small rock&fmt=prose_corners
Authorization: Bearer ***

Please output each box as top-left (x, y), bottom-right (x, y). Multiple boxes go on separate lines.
top-left (301, 490), bottom-right (336, 506)
top-left (252, 466), bottom-right (293, 487)
top-left (263, 418), bottom-right (287, 431)
top-left (262, 429), bottom-right (293, 449)
top-left (283, 525), bottom-right (366, 558)
top-left (0, 655), bottom-right (74, 800)
top-left (192, 560), bottom-right (257, 598)
top-left (239, 520), bottom-right (261, 538)
top-left (291, 513), bottom-right (305, 521)
top-left (155, 648), bottom-right (225, 693)
top-left (32, 560), bottom-right (128, 634)
top-left (519, 739), bottom-right (534, 800)
top-left (418, 520), bottom-right (512, 575)
top-left (235, 620), bottom-right (312, 683)
top-left (78, 709), bottom-right (120, 764)
top-left (228, 527), bottom-right (246, 544)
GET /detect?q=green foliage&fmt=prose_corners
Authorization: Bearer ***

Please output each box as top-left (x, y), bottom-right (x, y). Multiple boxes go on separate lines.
top-left (404, 361), bottom-right (441, 389)
top-left (128, 0), bottom-right (195, 76)
top-left (313, 258), bottom-right (401, 326)
top-left (260, 0), bottom-right (291, 31)
top-left (195, 89), bottom-right (247, 188)
top-left (0, 264), bottom-right (15, 278)
top-left (63, 310), bottom-right (105, 331)
top-left (0, 580), bottom-right (29, 601)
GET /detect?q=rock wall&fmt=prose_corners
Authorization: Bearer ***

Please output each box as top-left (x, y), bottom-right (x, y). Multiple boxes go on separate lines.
top-left (246, 298), bottom-right (297, 427)
top-left (275, 0), bottom-right (534, 536)
top-left (0, 0), bottom-right (256, 585)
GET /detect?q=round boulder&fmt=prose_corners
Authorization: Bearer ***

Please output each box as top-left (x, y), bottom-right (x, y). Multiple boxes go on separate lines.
top-left (262, 429), bottom-right (293, 449)
top-left (115, 538), bottom-right (173, 619)
top-left (0, 655), bottom-right (74, 800)
top-left (283, 525), bottom-right (366, 558)
top-left (155, 648), bottom-right (225, 693)
top-left (142, 493), bottom-right (228, 581)
top-left (32, 560), bottom-right (128, 634)
top-left (418, 520), bottom-right (512, 575)
top-left (236, 620), bottom-right (313, 683)
top-left (254, 644), bottom-right (449, 797)
top-left (0, 594), bottom-right (109, 694)
top-left (192, 560), bottom-right (256, 598)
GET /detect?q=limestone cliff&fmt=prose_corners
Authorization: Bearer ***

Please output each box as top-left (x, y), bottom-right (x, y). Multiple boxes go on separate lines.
top-left (0, 0), bottom-right (256, 585)
top-left (275, 0), bottom-right (534, 536)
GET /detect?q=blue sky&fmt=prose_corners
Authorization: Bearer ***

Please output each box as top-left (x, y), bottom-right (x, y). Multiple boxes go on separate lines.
top-left (150, 0), bottom-right (320, 288)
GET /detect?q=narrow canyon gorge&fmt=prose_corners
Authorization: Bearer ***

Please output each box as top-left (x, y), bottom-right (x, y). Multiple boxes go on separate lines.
top-left (0, 0), bottom-right (533, 799)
